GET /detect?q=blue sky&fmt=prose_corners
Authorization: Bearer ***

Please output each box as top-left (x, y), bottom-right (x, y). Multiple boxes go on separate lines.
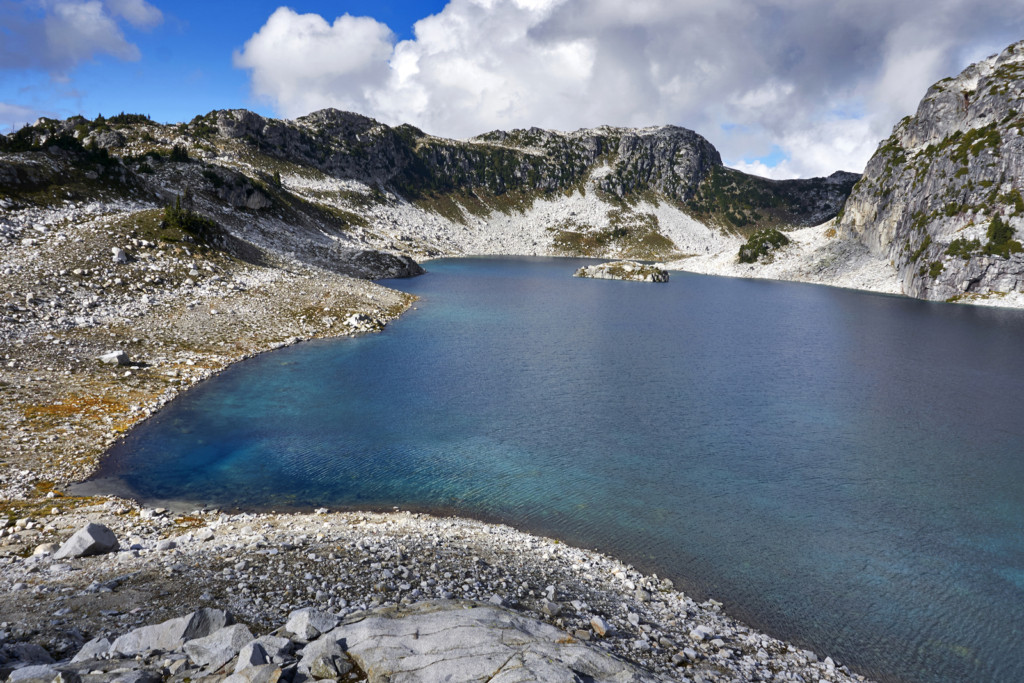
top-left (2, 1), bottom-right (1023, 178)
top-left (0, 1), bottom-right (448, 127)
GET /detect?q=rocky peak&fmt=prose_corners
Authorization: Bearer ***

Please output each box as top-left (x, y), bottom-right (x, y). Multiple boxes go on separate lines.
top-left (897, 41), bottom-right (1024, 152)
top-left (838, 39), bottom-right (1024, 301)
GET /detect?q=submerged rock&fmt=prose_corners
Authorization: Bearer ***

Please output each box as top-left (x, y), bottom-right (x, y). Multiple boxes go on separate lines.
top-left (573, 260), bottom-right (669, 282)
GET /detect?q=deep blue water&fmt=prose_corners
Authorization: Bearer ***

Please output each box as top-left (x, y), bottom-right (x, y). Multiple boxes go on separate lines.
top-left (88, 257), bottom-right (1024, 683)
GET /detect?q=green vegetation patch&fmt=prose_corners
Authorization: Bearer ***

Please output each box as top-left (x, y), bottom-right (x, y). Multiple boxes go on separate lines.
top-left (550, 211), bottom-right (678, 260)
top-left (688, 165), bottom-right (855, 234)
top-left (738, 228), bottom-right (790, 264)
top-left (982, 215), bottom-right (1023, 258)
top-left (162, 196), bottom-right (219, 243)
top-left (945, 237), bottom-right (982, 259)
top-left (1000, 188), bottom-right (1024, 215)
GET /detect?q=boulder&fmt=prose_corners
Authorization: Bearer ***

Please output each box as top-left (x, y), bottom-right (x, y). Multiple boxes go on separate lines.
top-left (53, 523), bottom-right (119, 560)
top-left (254, 636), bottom-right (293, 662)
top-left (70, 637), bottom-right (111, 663)
top-left (97, 350), bottom-right (130, 366)
top-left (7, 665), bottom-right (77, 683)
top-left (1, 643), bottom-right (54, 668)
top-left (590, 616), bottom-right (612, 637)
top-left (184, 624), bottom-right (254, 671)
top-left (297, 636), bottom-right (346, 674)
top-left (309, 653), bottom-right (353, 679)
top-left (689, 625), bottom-right (714, 641)
top-left (540, 599), bottom-right (562, 617)
top-left (223, 664), bottom-right (282, 683)
top-left (285, 608), bottom-right (339, 642)
top-left (234, 642), bottom-right (268, 673)
top-left (110, 609), bottom-right (233, 656)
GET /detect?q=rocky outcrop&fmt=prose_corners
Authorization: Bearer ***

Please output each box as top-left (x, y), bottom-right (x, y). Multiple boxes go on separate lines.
top-left (573, 260), bottom-right (669, 282)
top-left (1, 603), bottom-right (666, 683)
top-left (838, 40), bottom-right (1024, 301)
top-left (335, 601), bottom-right (663, 682)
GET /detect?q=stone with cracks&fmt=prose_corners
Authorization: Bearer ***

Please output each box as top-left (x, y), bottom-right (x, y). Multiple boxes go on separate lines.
top-left (297, 635), bottom-right (346, 671)
top-left (53, 523), bottom-right (119, 560)
top-left (254, 636), bottom-right (293, 661)
top-left (70, 637), bottom-right (111, 663)
top-left (234, 642), bottom-right (269, 673)
top-left (184, 623), bottom-right (254, 671)
top-left (286, 608), bottom-right (339, 642)
top-left (309, 653), bottom-right (352, 679)
top-left (110, 609), bottom-right (233, 656)
top-left (332, 600), bottom-right (663, 682)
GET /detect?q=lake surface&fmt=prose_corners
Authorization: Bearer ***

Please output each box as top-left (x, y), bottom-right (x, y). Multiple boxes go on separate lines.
top-left (89, 257), bottom-right (1024, 683)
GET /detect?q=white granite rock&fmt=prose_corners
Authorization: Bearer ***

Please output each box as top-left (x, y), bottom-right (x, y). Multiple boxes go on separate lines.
top-left (53, 523), bottom-right (119, 560)
top-left (333, 601), bottom-right (662, 683)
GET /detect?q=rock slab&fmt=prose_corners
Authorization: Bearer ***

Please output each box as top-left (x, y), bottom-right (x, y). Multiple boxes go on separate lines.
top-left (111, 609), bottom-right (233, 656)
top-left (331, 600), bottom-right (663, 683)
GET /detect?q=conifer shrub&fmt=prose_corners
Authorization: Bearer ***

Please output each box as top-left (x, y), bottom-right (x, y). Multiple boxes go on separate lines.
top-left (738, 228), bottom-right (790, 263)
top-left (169, 144), bottom-right (189, 162)
top-left (162, 196), bottom-right (217, 241)
top-left (982, 216), bottom-right (1022, 258)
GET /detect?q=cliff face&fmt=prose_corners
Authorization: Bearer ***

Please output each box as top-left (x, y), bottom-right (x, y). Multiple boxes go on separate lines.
top-left (838, 40), bottom-right (1024, 301)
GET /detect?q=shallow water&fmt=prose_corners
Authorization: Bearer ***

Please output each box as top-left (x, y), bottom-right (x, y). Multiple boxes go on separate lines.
top-left (90, 257), bottom-right (1024, 683)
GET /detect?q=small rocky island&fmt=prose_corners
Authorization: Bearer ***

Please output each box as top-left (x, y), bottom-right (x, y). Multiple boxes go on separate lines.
top-left (573, 260), bottom-right (670, 282)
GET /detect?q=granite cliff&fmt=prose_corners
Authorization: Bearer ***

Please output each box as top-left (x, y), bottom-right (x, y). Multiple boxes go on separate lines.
top-left (839, 40), bottom-right (1024, 302)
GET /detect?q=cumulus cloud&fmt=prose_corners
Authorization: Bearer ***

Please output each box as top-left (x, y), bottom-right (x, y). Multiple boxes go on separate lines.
top-left (0, 0), bottom-right (163, 74)
top-left (233, 8), bottom-right (395, 120)
top-left (105, 0), bottom-right (162, 28)
top-left (235, 0), bottom-right (1024, 177)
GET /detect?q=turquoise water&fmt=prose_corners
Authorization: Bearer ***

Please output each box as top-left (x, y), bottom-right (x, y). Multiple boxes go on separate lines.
top-left (89, 257), bottom-right (1024, 683)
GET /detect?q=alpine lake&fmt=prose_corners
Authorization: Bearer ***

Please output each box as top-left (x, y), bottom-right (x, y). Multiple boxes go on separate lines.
top-left (86, 256), bottom-right (1024, 683)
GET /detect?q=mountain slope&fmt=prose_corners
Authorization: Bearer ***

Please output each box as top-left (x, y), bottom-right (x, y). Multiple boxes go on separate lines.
top-left (838, 40), bottom-right (1024, 302)
top-left (1, 110), bottom-right (856, 275)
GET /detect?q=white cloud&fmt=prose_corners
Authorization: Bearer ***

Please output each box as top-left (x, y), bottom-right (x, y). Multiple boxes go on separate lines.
top-left (233, 8), bottom-right (395, 119)
top-left (44, 1), bottom-right (140, 64)
top-left (235, 0), bottom-right (1024, 178)
top-left (0, 0), bottom-right (163, 74)
top-left (105, 0), bottom-right (162, 28)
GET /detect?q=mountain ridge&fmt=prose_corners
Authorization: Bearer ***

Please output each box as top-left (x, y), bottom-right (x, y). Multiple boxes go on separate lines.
top-left (0, 107), bottom-right (857, 278)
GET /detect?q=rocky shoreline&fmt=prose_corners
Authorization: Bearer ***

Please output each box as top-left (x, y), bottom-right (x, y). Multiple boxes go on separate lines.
top-left (1, 201), bottom-right (872, 682)
top-left (1, 506), bottom-right (868, 683)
